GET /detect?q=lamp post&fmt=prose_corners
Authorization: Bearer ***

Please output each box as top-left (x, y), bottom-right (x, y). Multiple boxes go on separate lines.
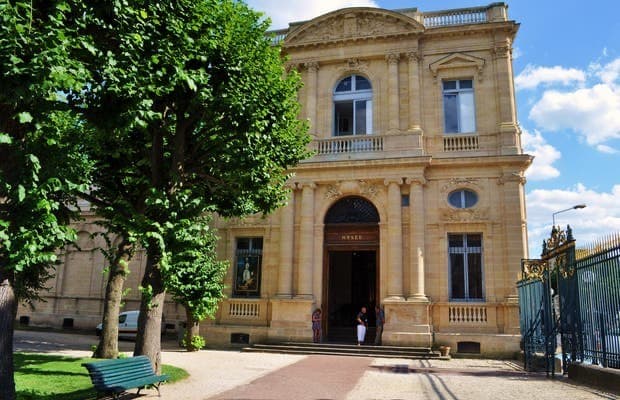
top-left (552, 204), bottom-right (586, 228)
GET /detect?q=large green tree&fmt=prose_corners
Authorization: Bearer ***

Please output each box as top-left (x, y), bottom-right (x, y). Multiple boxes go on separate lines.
top-left (0, 2), bottom-right (92, 398)
top-left (74, 0), bottom-right (310, 370)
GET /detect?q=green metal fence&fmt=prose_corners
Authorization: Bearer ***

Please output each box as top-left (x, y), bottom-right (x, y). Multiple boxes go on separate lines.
top-left (518, 228), bottom-right (620, 375)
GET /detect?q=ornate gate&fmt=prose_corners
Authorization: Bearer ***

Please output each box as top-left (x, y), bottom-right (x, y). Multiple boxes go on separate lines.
top-left (518, 226), bottom-right (577, 376)
top-left (519, 227), bottom-right (620, 375)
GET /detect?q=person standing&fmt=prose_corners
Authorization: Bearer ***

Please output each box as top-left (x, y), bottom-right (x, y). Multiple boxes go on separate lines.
top-left (312, 308), bottom-right (322, 343)
top-left (374, 304), bottom-right (385, 345)
top-left (356, 306), bottom-right (368, 345)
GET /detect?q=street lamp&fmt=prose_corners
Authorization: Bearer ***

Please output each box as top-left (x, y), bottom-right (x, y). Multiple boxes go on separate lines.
top-left (552, 204), bottom-right (586, 227)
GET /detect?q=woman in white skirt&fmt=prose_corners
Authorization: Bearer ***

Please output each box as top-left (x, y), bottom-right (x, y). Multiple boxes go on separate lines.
top-left (356, 306), bottom-right (368, 345)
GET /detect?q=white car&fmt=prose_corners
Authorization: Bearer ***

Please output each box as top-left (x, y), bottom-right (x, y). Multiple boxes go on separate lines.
top-left (96, 310), bottom-right (139, 338)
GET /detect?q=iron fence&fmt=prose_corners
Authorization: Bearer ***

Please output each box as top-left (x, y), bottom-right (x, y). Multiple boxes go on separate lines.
top-left (518, 229), bottom-right (620, 375)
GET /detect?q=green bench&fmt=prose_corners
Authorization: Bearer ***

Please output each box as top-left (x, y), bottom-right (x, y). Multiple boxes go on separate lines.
top-left (83, 355), bottom-right (169, 399)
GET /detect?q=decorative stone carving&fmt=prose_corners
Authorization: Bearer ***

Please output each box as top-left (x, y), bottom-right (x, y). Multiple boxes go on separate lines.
top-left (439, 207), bottom-right (489, 222)
top-left (497, 172), bottom-right (526, 185)
top-left (338, 58), bottom-right (370, 75)
top-left (359, 180), bottom-right (379, 199)
top-left (441, 178), bottom-right (480, 193)
top-left (493, 38), bottom-right (512, 59)
top-left (386, 53), bottom-right (400, 65)
top-left (284, 10), bottom-right (424, 47)
top-left (325, 184), bottom-right (342, 200)
top-left (407, 51), bottom-right (422, 63)
top-left (304, 61), bottom-right (320, 72)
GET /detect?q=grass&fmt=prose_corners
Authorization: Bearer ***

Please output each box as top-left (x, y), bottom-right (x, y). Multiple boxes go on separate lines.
top-left (14, 352), bottom-right (189, 400)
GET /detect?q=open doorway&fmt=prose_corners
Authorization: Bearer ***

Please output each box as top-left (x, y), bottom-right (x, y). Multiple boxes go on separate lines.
top-left (326, 250), bottom-right (377, 342)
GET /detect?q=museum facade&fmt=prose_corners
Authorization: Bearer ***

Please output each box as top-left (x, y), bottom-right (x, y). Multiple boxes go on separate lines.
top-left (19, 3), bottom-right (531, 356)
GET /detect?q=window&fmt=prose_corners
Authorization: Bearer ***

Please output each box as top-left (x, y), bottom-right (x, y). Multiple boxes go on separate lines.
top-left (334, 75), bottom-right (372, 136)
top-left (443, 79), bottom-right (475, 133)
top-left (448, 234), bottom-right (483, 301)
top-left (448, 189), bottom-right (478, 208)
top-left (233, 237), bottom-right (263, 297)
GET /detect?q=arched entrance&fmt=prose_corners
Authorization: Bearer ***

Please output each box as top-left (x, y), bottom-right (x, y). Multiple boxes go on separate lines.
top-left (323, 196), bottom-right (380, 342)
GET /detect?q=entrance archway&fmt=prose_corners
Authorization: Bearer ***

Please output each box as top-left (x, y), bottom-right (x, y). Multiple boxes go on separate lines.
top-left (323, 196), bottom-right (380, 342)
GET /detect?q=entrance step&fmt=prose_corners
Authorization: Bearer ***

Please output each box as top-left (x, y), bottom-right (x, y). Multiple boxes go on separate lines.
top-left (242, 342), bottom-right (445, 360)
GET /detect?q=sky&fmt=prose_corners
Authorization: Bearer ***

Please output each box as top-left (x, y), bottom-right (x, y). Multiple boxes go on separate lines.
top-left (245, 0), bottom-right (620, 257)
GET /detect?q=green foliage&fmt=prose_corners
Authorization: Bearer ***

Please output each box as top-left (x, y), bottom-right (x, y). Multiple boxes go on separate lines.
top-left (0, 0), bottom-right (93, 302)
top-left (164, 216), bottom-right (227, 322)
top-left (13, 352), bottom-right (188, 399)
top-left (181, 335), bottom-right (206, 352)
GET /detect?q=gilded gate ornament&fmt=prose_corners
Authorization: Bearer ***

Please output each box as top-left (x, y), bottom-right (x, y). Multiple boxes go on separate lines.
top-left (521, 259), bottom-right (548, 281)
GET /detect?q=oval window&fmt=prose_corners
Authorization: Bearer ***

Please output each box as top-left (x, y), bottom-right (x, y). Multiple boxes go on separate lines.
top-left (448, 189), bottom-right (478, 208)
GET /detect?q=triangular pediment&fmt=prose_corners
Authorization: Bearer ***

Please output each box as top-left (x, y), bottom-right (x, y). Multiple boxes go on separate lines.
top-left (429, 53), bottom-right (486, 79)
top-left (284, 8), bottom-right (424, 47)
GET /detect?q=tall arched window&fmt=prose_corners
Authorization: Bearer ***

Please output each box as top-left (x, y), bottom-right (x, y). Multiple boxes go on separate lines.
top-left (333, 75), bottom-right (373, 136)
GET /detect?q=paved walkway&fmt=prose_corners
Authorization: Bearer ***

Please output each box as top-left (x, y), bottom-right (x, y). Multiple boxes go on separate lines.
top-left (14, 331), bottom-right (619, 400)
top-left (43, 349), bottom-right (617, 400)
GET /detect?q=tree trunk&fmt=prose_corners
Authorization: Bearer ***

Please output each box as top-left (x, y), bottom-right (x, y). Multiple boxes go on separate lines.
top-left (94, 240), bottom-right (132, 359)
top-left (134, 250), bottom-right (165, 373)
top-left (0, 274), bottom-right (18, 400)
top-left (184, 307), bottom-right (201, 351)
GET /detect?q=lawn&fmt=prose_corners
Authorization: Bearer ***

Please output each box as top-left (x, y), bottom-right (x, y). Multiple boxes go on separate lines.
top-left (14, 352), bottom-right (189, 400)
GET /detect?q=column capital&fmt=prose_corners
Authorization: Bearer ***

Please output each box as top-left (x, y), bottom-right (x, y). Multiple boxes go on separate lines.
top-left (297, 181), bottom-right (317, 190)
top-left (407, 51), bottom-right (421, 63)
top-left (304, 61), bottom-right (320, 72)
top-left (385, 53), bottom-right (400, 65)
top-left (384, 177), bottom-right (403, 187)
top-left (405, 176), bottom-right (427, 186)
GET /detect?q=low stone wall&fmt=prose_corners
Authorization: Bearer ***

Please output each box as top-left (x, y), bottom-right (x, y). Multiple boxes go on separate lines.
top-left (567, 363), bottom-right (620, 394)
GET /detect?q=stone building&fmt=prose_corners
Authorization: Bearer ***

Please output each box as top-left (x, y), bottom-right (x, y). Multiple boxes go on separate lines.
top-left (18, 3), bottom-right (531, 356)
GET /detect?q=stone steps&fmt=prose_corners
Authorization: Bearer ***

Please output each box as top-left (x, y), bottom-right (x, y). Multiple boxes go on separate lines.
top-left (242, 342), bottom-right (446, 360)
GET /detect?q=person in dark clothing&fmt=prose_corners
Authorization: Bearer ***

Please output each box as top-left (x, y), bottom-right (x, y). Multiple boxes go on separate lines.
top-left (374, 304), bottom-right (385, 345)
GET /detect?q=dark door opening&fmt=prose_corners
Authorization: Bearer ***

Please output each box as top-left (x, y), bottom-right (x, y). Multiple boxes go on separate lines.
top-left (327, 250), bottom-right (377, 342)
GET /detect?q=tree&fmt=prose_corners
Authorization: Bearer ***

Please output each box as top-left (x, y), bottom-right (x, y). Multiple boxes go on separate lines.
top-left (0, 2), bottom-right (92, 397)
top-left (164, 216), bottom-right (227, 351)
top-left (73, 0), bottom-right (310, 370)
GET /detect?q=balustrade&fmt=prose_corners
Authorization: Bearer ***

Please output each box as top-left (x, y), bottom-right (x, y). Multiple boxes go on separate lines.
top-left (315, 136), bottom-right (383, 155)
top-left (443, 135), bottom-right (479, 152)
top-left (228, 301), bottom-right (261, 319)
top-left (449, 304), bottom-right (488, 324)
top-left (423, 9), bottom-right (487, 27)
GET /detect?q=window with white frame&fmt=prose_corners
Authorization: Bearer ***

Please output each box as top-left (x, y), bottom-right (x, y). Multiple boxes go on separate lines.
top-left (443, 79), bottom-right (475, 134)
top-left (333, 75), bottom-right (372, 136)
top-left (448, 233), bottom-right (483, 301)
top-left (233, 237), bottom-right (263, 297)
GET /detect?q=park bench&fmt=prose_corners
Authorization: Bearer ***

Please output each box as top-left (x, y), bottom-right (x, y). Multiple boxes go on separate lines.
top-left (83, 355), bottom-right (169, 399)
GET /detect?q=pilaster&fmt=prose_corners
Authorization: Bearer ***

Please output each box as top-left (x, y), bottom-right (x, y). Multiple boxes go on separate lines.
top-left (296, 181), bottom-right (316, 299)
top-left (386, 53), bottom-right (400, 133)
top-left (384, 177), bottom-right (404, 299)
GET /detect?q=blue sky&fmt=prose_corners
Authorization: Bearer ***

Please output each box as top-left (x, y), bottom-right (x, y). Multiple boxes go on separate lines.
top-left (246, 0), bottom-right (620, 257)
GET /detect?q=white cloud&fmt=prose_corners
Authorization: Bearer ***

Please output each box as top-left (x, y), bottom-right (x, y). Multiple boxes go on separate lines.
top-left (515, 65), bottom-right (586, 91)
top-left (595, 58), bottom-right (620, 85)
top-left (529, 83), bottom-right (620, 145)
top-left (596, 144), bottom-right (618, 154)
top-left (526, 184), bottom-right (620, 258)
top-left (246, 0), bottom-right (379, 29)
top-left (520, 128), bottom-right (561, 181)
